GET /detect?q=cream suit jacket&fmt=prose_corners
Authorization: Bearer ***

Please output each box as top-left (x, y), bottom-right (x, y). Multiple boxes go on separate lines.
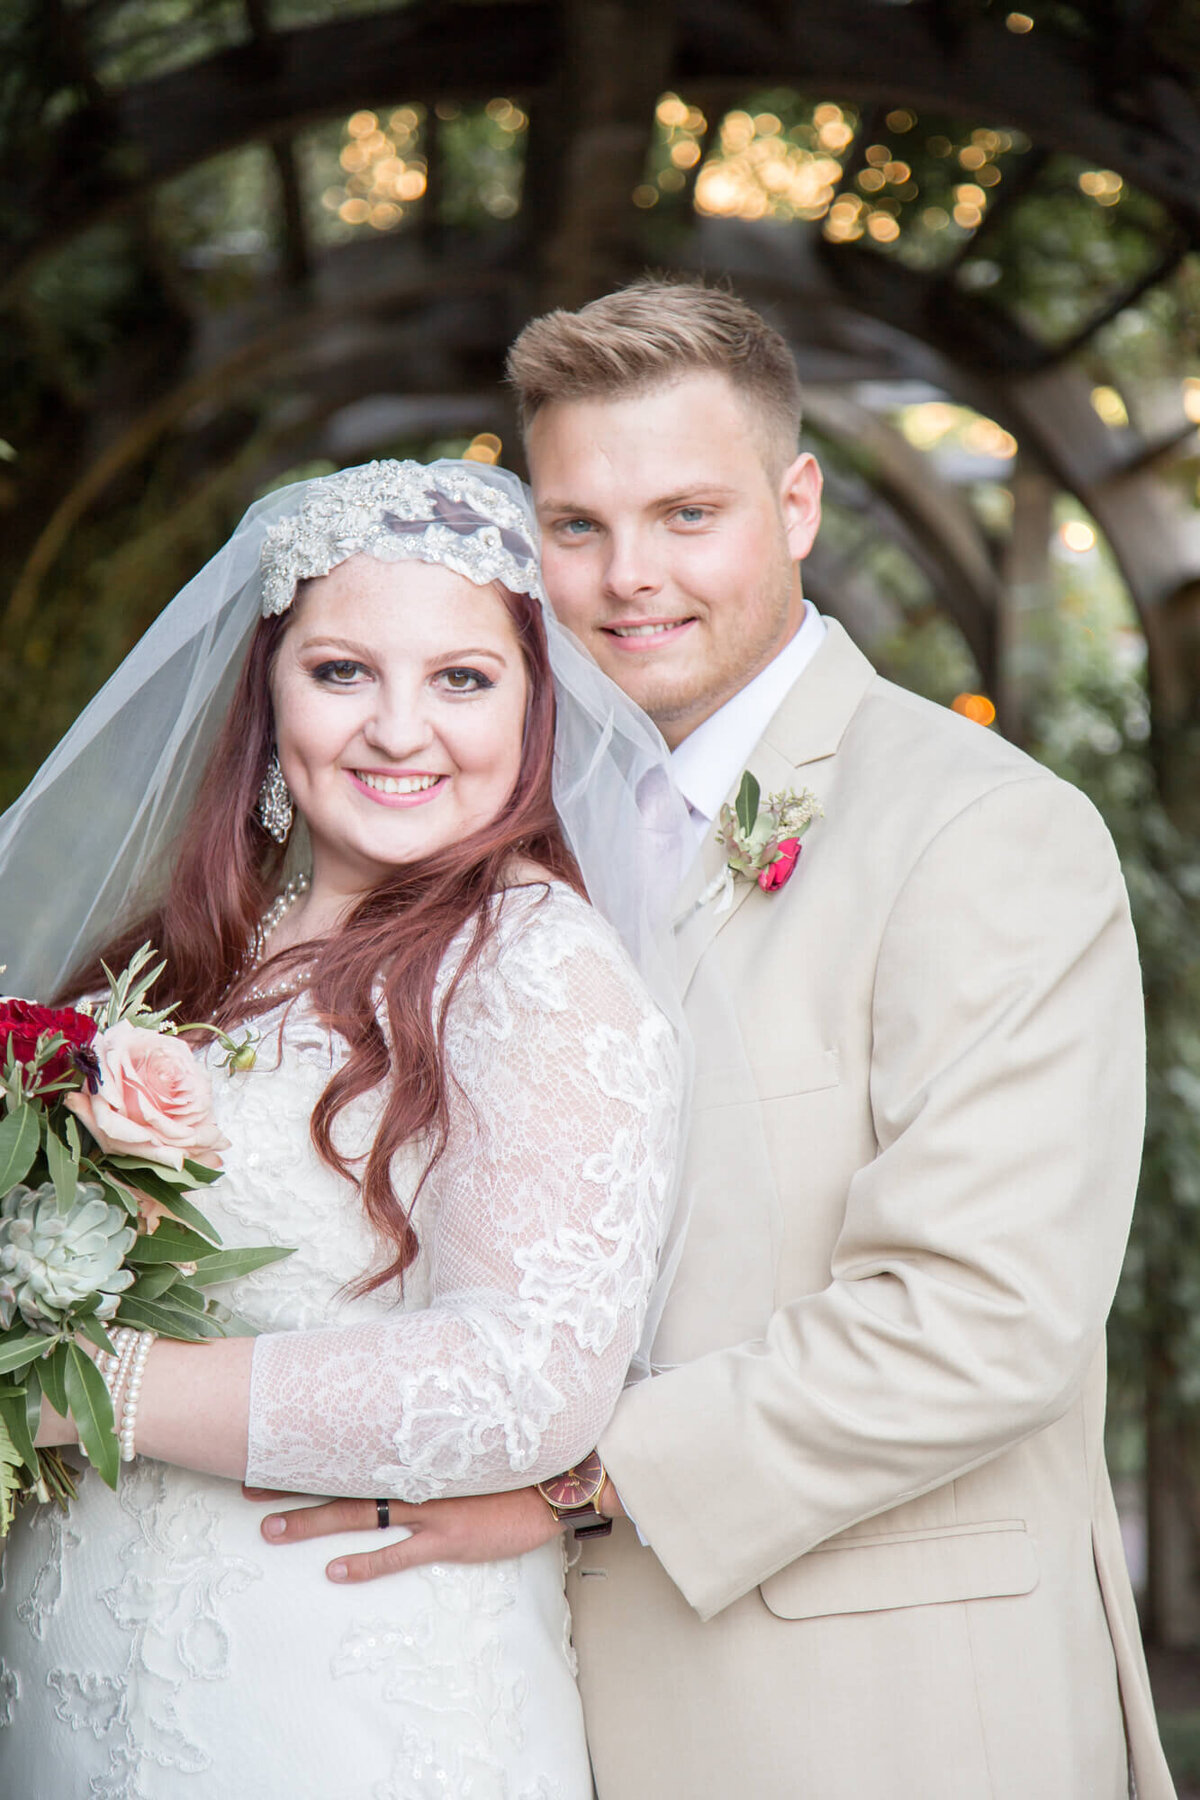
top-left (570, 622), bottom-right (1175, 1799)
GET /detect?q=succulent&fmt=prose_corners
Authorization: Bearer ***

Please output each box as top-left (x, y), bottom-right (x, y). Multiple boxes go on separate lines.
top-left (0, 1182), bottom-right (136, 1333)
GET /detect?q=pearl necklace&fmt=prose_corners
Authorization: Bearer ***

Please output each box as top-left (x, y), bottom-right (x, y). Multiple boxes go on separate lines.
top-left (240, 871), bottom-right (311, 1006)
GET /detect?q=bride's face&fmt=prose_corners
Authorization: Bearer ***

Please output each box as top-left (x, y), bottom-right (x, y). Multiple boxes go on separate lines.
top-left (270, 555), bottom-right (529, 894)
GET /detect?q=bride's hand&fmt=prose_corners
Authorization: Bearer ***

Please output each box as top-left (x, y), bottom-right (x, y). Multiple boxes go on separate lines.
top-left (34, 1395), bottom-right (78, 1448)
top-left (242, 1484), bottom-right (581, 1584)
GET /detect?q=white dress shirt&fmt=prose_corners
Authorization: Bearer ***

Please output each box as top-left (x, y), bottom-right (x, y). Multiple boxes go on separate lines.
top-left (671, 603), bottom-right (826, 841)
top-left (615, 602), bottom-right (825, 1542)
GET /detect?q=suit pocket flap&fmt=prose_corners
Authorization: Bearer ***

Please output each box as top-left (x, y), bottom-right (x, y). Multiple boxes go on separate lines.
top-left (693, 1044), bottom-right (840, 1112)
top-left (759, 1519), bottom-right (1037, 1620)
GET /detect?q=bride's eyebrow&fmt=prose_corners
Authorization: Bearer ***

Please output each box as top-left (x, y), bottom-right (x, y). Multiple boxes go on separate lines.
top-left (424, 646), bottom-right (508, 667)
top-left (296, 636), bottom-right (373, 657)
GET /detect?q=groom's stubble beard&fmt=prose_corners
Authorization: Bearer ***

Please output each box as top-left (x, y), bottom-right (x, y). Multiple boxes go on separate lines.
top-left (623, 528), bottom-right (802, 745)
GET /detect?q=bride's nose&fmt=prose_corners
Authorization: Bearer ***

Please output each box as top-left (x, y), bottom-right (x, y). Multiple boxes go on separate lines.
top-left (359, 683), bottom-right (435, 762)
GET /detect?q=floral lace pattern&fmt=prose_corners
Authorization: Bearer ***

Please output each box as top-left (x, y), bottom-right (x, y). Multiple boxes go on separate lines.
top-left (0, 884), bottom-right (676, 1797)
top-left (246, 885), bottom-right (683, 1500)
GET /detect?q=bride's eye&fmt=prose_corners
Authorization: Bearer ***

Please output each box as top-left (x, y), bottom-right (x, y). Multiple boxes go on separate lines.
top-left (439, 667), bottom-right (494, 693)
top-left (312, 660), bottom-right (364, 685)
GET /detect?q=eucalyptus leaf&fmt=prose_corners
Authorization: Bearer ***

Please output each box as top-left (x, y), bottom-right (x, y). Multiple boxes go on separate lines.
top-left (128, 1265), bottom-right (180, 1301)
top-left (181, 1158), bottom-right (222, 1188)
top-left (64, 1114), bottom-right (82, 1164)
top-left (102, 1164), bottom-right (218, 1240)
top-left (152, 1190), bottom-right (219, 1243)
top-left (127, 1222), bottom-right (215, 1264)
top-left (105, 1154), bottom-right (194, 1188)
top-left (166, 1282), bottom-right (206, 1313)
top-left (0, 1385), bottom-right (39, 1479)
top-left (0, 1332), bottom-right (47, 1377)
top-left (38, 1344), bottom-right (70, 1418)
top-left (44, 1126), bottom-right (77, 1214)
top-left (116, 1296), bottom-right (227, 1339)
top-left (64, 1343), bottom-right (118, 1490)
top-left (735, 770), bottom-right (760, 840)
top-left (76, 1315), bottom-right (117, 1358)
top-left (0, 1102), bottom-right (40, 1193)
top-left (189, 1245), bottom-right (294, 1287)
top-left (23, 1365), bottom-right (41, 1462)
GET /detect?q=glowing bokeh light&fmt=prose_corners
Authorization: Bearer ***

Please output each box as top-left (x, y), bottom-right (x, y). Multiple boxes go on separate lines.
top-left (952, 694), bottom-right (998, 726)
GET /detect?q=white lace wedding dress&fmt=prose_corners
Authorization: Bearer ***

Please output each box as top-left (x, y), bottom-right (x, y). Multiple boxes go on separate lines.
top-left (0, 884), bottom-right (682, 1800)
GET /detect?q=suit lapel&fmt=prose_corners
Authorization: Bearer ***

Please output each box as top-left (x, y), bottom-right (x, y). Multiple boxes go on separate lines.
top-left (672, 620), bottom-right (876, 993)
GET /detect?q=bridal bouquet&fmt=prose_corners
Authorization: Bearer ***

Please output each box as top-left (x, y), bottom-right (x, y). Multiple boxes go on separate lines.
top-left (0, 947), bottom-right (289, 1533)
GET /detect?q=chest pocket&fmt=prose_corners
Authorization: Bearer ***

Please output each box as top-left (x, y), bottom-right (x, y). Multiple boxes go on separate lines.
top-left (759, 1519), bottom-right (1038, 1620)
top-left (692, 1040), bottom-right (839, 1111)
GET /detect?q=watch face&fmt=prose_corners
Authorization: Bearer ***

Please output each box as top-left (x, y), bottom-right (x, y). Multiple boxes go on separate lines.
top-left (542, 1450), bottom-right (604, 1509)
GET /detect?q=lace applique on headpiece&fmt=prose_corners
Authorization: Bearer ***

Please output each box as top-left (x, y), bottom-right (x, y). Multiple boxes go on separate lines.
top-left (259, 459), bottom-right (545, 617)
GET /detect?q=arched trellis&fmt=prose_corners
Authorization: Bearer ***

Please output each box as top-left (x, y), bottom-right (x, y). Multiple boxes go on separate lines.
top-left (6, 0), bottom-right (1200, 767)
top-left (4, 0), bottom-right (1200, 1653)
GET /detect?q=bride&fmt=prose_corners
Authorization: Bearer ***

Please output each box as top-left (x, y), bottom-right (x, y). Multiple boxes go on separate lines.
top-left (0, 460), bottom-right (690, 1798)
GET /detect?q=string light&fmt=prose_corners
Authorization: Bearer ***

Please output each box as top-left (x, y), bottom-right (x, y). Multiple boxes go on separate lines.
top-left (324, 105), bottom-right (428, 232)
top-left (1091, 386), bottom-right (1129, 428)
top-left (952, 694), bottom-right (997, 726)
top-left (463, 432), bottom-right (502, 465)
top-left (693, 99), bottom-right (846, 224)
top-left (1060, 520), bottom-right (1097, 553)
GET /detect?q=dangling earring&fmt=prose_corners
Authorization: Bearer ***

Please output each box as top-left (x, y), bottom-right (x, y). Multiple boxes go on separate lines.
top-left (256, 749), bottom-right (293, 844)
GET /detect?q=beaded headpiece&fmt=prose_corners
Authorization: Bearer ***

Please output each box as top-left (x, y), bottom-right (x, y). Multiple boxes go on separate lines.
top-left (258, 459), bottom-right (545, 617)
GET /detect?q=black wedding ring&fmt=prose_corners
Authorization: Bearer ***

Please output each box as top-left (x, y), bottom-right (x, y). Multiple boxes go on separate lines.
top-left (375, 1497), bottom-right (390, 1530)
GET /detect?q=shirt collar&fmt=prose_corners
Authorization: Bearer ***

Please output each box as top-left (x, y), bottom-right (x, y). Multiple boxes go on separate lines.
top-left (671, 603), bottom-right (826, 834)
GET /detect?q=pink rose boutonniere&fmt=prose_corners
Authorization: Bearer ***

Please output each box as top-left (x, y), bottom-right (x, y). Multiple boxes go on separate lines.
top-left (708, 772), bottom-right (821, 909)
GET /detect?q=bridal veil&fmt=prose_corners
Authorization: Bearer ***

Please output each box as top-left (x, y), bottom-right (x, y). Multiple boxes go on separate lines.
top-left (0, 457), bottom-right (705, 1372)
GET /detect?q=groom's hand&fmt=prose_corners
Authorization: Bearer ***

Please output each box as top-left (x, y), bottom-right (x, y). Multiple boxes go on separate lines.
top-left (244, 1484), bottom-right (560, 1582)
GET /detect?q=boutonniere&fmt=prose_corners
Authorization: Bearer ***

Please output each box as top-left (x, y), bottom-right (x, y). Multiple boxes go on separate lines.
top-left (701, 772), bottom-right (821, 913)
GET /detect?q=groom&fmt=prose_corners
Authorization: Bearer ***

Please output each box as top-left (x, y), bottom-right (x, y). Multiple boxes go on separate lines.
top-left (257, 283), bottom-right (1174, 1797)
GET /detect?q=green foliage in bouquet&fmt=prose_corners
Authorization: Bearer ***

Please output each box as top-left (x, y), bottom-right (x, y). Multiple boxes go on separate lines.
top-left (0, 945), bottom-right (290, 1519)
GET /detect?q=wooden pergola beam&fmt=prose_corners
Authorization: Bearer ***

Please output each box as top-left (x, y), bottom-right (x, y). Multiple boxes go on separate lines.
top-left (10, 0), bottom-right (1200, 301)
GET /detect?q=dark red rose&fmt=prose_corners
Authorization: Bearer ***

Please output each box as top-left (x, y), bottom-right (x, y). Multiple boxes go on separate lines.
top-left (757, 838), bottom-right (802, 893)
top-left (0, 999), bottom-right (97, 1085)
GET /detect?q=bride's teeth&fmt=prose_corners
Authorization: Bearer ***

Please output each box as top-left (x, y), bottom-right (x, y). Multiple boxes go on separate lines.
top-left (358, 772), bottom-right (441, 795)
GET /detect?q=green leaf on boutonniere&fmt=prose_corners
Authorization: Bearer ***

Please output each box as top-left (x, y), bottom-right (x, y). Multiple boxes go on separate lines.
top-left (735, 771), bottom-right (760, 840)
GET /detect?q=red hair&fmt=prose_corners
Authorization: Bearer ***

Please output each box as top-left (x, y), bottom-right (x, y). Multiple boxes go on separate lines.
top-left (65, 579), bottom-right (584, 1290)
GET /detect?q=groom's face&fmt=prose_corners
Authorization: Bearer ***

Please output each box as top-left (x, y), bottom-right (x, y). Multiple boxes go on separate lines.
top-left (529, 371), bottom-right (822, 746)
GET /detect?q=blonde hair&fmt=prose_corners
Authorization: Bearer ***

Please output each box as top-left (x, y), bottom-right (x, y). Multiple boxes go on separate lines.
top-left (506, 279), bottom-right (802, 470)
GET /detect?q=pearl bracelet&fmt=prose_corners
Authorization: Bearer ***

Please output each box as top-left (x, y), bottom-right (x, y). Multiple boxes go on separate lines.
top-left (97, 1326), bottom-right (139, 1420)
top-left (119, 1330), bottom-right (156, 1463)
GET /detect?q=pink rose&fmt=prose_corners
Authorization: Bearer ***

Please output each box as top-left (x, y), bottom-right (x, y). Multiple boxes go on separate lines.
top-left (65, 1021), bottom-right (230, 1171)
top-left (757, 837), bottom-right (802, 893)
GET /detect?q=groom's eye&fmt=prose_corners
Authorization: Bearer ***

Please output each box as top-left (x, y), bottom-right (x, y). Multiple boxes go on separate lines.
top-left (557, 518), bottom-right (595, 537)
top-left (674, 506), bottom-right (709, 525)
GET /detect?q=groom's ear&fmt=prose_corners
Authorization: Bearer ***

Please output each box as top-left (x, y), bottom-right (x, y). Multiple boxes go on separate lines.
top-left (779, 453), bottom-right (823, 564)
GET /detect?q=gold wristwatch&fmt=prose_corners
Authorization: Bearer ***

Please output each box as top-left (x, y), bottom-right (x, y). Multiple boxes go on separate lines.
top-left (535, 1450), bottom-right (613, 1539)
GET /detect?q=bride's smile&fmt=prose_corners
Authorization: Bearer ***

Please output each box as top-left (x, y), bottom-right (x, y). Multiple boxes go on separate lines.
top-left (269, 552), bottom-right (529, 907)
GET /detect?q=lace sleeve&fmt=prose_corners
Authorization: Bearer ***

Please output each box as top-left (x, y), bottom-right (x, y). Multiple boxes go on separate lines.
top-left (245, 889), bottom-right (684, 1500)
